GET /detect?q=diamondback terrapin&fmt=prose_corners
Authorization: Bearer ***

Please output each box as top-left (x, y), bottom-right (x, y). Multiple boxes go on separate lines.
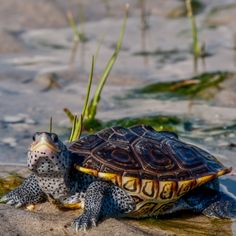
top-left (1, 125), bottom-right (235, 231)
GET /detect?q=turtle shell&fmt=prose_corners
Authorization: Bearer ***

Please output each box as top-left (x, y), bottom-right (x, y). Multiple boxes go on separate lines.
top-left (69, 125), bottom-right (231, 216)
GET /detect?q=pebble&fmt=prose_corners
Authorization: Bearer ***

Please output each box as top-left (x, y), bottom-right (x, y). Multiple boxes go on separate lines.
top-left (3, 114), bottom-right (25, 124)
top-left (204, 137), bottom-right (214, 142)
top-left (228, 133), bottom-right (235, 138)
top-left (218, 141), bottom-right (230, 147)
top-left (1, 137), bottom-right (17, 148)
top-left (2, 114), bottom-right (36, 125)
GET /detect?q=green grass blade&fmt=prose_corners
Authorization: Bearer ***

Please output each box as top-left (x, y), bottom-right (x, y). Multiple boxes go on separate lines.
top-left (69, 115), bottom-right (78, 142)
top-left (86, 5), bottom-right (129, 120)
top-left (67, 11), bottom-right (83, 42)
top-left (185, 0), bottom-right (201, 58)
top-left (63, 108), bottom-right (75, 123)
top-left (81, 56), bottom-right (94, 118)
top-left (68, 56), bottom-right (95, 142)
top-left (71, 114), bottom-right (83, 141)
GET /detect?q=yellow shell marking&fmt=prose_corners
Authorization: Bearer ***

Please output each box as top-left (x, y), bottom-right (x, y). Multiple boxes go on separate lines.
top-left (75, 164), bottom-right (231, 217)
top-left (140, 179), bottom-right (157, 199)
top-left (98, 172), bottom-right (122, 186)
top-left (74, 165), bottom-right (98, 177)
top-left (159, 181), bottom-right (176, 200)
top-left (122, 176), bottom-right (140, 193)
top-left (177, 179), bottom-right (196, 197)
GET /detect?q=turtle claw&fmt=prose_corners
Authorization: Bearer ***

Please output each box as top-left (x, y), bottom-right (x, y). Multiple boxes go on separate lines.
top-left (15, 202), bottom-right (23, 208)
top-left (72, 213), bottom-right (97, 232)
top-left (6, 199), bottom-right (16, 205)
top-left (1, 190), bottom-right (28, 208)
top-left (0, 195), bottom-right (7, 203)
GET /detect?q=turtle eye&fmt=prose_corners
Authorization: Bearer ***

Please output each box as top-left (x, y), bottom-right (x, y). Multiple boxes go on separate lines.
top-left (51, 133), bottom-right (58, 143)
top-left (32, 132), bottom-right (41, 141)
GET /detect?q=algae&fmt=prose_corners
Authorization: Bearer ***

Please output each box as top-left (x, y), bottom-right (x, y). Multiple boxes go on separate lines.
top-left (0, 173), bottom-right (24, 198)
top-left (82, 115), bottom-right (182, 133)
top-left (135, 71), bottom-right (233, 100)
top-left (104, 116), bottom-right (181, 131)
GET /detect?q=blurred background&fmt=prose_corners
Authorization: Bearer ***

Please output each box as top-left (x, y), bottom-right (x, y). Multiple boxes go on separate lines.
top-left (0, 0), bottom-right (235, 234)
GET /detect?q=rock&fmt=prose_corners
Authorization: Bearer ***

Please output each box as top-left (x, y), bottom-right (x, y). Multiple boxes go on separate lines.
top-left (1, 137), bottom-right (17, 148)
top-left (3, 114), bottom-right (25, 124)
top-left (3, 114), bottom-right (36, 125)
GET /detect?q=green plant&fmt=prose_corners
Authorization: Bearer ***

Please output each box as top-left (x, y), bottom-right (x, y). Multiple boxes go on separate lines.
top-left (68, 56), bottom-right (94, 142)
top-left (85, 5), bottom-right (129, 121)
top-left (67, 10), bottom-right (87, 66)
top-left (65, 5), bottom-right (129, 141)
top-left (185, 0), bottom-right (201, 71)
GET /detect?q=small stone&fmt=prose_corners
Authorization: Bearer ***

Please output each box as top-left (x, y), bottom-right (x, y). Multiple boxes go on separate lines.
top-left (3, 114), bottom-right (36, 125)
top-left (3, 114), bottom-right (25, 124)
top-left (25, 118), bottom-right (36, 125)
top-left (218, 141), bottom-right (229, 147)
top-left (204, 137), bottom-right (213, 142)
top-left (1, 137), bottom-right (17, 148)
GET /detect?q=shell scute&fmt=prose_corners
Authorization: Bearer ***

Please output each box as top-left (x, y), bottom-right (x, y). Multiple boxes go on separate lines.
top-left (92, 142), bottom-right (142, 173)
top-left (69, 134), bottom-right (104, 152)
top-left (132, 139), bottom-right (178, 175)
top-left (129, 125), bottom-right (154, 136)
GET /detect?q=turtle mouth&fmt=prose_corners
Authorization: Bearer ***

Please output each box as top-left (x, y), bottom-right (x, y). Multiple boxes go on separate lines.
top-left (30, 140), bottom-right (59, 153)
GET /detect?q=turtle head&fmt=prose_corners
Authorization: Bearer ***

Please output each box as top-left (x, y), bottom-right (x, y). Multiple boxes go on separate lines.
top-left (27, 132), bottom-right (69, 175)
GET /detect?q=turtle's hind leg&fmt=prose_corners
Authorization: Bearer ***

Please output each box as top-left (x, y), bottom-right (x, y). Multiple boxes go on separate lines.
top-left (182, 185), bottom-right (236, 219)
top-left (201, 191), bottom-right (236, 219)
top-left (73, 180), bottom-right (135, 231)
top-left (0, 174), bottom-right (46, 207)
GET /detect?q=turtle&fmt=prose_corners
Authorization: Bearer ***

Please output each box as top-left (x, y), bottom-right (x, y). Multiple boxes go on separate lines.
top-left (1, 125), bottom-right (235, 231)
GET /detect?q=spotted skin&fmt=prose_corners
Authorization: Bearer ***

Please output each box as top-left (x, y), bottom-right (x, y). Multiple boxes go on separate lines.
top-left (1, 126), bottom-right (235, 232)
top-left (1, 174), bottom-right (46, 207)
top-left (73, 181), bottom-right (135, 231)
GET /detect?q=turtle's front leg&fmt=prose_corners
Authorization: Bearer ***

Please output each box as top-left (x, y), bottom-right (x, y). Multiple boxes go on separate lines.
top-left (0, 174), bottom-right (46, 207)
top-left (73, 181), bottom-right (135, 231)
